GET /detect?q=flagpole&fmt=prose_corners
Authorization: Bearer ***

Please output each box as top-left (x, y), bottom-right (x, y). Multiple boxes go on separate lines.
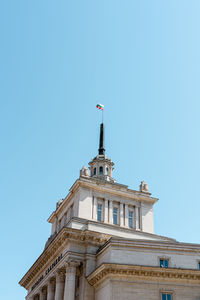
top-left (102, 109), bottom-right (104, 123)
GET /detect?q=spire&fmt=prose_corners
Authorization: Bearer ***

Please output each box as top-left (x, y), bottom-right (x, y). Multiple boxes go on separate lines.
top-left (98, 123), bottom-right (105, 155)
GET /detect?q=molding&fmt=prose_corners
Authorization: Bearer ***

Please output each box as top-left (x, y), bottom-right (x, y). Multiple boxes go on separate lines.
top-left (19, 227), bottom-right (111, 290)
top-left (48, 176), bottom-right (158, 222)
top-left (87, 263), bottom-right (200, 288)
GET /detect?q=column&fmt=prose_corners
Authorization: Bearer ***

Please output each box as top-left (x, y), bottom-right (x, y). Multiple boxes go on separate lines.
top-left (104, 199), bottom-right (108, 223)
top-left (125, 204), bottom-right (129, 227)
top-left (54, 269), bottom-right (65, 300)
top-left (93, 197), bottom-right (97, 220)
top-left (39, 288), bottom-right (46, 300)
top-left (109, 200), bottom-right (113, 224)
top-left (135, 206), bottom-right (139, 229)
top-left (63, 261), bottom-right (79, 300)
top-left (120, 203), bottom-right (124, 226)
top-left (47, 278), bottom-right (55, 300)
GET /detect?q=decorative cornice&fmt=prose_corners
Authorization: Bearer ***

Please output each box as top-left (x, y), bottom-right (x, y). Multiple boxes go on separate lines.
top-left (87, 263), bottom-right (200, 287)
top-left (48, 177), bottom-right (157, 222)
top-left (19, 228), bottom-right (110, 290)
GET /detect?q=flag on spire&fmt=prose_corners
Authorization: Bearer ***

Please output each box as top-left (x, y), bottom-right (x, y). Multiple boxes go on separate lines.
top-left (96, 104), bottom-right (104, 111)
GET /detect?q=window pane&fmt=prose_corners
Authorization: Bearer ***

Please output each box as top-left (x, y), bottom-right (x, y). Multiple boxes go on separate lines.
top-left (97, 204), bottom-right (102, 221)
top-left (99, 166), bottom-right (103, 175)
top-left (113, 208), bottom-right (118, 225)
top-left (129, 211), bottom-right (133, 228)
top-left (162, 294), bottom-right (166, 300)
top-left (160, 259), bottom-right (164, 267)
top-left (94, 168), bottom-right (96, 175)
top-left (198, 262), bottom-right (200, 270)
top-left (167, 295), bottom-right (172, 300)
top-left (162, 294), bottom-right (167, 300)
top-left (165, 260), bottom-right (168, 268)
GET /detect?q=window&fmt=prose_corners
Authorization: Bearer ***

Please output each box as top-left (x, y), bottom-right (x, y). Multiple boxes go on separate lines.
top-left (160, 259), bottom-right (169, 268)
top-left (94, 168), bottom-right (96, 176)
top-left (162, 293), bottom-right (172, 300)
top-left (97, 204), bottom-right (102, 221)
top-left (113, 207), bottom-right (118, 225)
top-left (129, 211), bottom-right (133, 228)
top-left (198, 262), bottom-right (200, 270)
top-left (99, 166), bottom-right (103, 175)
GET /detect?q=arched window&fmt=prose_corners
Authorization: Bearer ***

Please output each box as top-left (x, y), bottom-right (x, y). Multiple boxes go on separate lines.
top-left (99, 166), bottom-right (103, 175)
top-left (94, 167), bottom-right (96, 176)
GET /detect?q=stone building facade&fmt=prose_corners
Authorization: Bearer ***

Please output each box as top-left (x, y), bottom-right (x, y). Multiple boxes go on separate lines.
top-left (19, 123), bottom-right (200, 300)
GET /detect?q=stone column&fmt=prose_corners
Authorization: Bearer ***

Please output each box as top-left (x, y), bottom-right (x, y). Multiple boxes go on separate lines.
top-left (104, 199), bottom-right (108, 223)
top-left (54, 269), bottom-right (65, 300)
top-left (125, 204), bottom-right (129, 227)
top-left (109, 200), bottom-right (113, 224)
top-left (39, 287), bottom-right (46, 300)
top-left (47, 278), bottom-right (55, 300)
top-left (120, 203), bottom-right (124, 226)
top-left (135, 206), bottom-right (139, 229)
top-left (63, 261), bottom-right (79, 300)
top-left (93, 197), bottom-right (97, 220)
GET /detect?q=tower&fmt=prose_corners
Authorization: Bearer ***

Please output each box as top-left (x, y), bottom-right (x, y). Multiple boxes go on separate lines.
top-left (88, 123), bottom-right (115, 182)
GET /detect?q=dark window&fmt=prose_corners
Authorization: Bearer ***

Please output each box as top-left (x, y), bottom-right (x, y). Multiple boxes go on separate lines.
top-left (99, 166), bottom-right (103, 175)
top-left (113, 207), bottom-right (118, 225)
top-left (129, 211), bottom-right (133, 228)
top-left (94, 168), bottom-right (96, 176)
top-left (97, 204), bottom-right (102, 221)
top-left (162, 293), bottom-right (172, 300)
top-left (160, 259), bottom-right (168, 268)
top-left (198, 262), bottom-right (200, 270)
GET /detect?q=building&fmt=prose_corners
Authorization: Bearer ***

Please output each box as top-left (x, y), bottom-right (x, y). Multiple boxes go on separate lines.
top-left (19, 123), bottom-right (200, 300)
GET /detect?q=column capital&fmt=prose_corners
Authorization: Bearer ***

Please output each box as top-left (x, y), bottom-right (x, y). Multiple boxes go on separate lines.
top-left (65, 260), bottom-right (80, 274)
top-left (56, 268), bottom-right (66, 282)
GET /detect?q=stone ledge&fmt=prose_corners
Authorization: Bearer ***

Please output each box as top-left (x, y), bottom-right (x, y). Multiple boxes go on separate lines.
top-left (87, 263), bottom-right (200, 287)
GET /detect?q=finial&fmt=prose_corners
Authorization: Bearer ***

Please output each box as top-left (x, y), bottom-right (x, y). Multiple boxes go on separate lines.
top-left (98, 123), bottom-right (105, 155)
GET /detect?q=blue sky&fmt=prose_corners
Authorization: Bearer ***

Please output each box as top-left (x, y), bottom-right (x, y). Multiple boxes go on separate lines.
top-left (1, 1), bottom-right (200, 299)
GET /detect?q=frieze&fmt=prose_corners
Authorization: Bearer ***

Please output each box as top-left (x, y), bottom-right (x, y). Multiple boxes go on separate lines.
top-left (87, 263), bottom-right (200, 287)
top-left (31, 254), bottom-right (62, 291)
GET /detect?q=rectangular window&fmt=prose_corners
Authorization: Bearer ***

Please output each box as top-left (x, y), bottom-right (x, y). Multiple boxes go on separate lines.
top-left (129, 211), bottom-right (133, 228)
top-left (97, 204), bottom-right (102, 221)
top-left (198, 262), bottom-right (200, 270)
top-left (160, 259), bottom-right (168, 268)
top-left (113, 207), bottom-right (118, 225)
top-left (162, 293), bottom-right (172, 300)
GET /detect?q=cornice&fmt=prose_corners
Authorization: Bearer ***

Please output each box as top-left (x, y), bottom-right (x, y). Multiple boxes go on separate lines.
top-left (48, 177), bottom-right (157, 223)
top-left (78, 177), bottom-right (157, 204)
top-left (87, 263), bottom-right (200, 287)
top-left (19, 227), bottom-right (111, 290)
top-left (97, 238), bottom-right (200, 256)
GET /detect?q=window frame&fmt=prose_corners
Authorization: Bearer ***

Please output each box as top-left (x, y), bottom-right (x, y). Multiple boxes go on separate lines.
top-left (160, 290), bottom-right (173, 300)
top-left (99, 166), bottom-right (103, 175)
top-left (113, 205), bottom-right (119, 225)
top-left (97, 203), bottom-right (103, 222)
top-left (159, 257), bottom-right (170, 268)
top-left (128, 210), bottom-right (134, 228)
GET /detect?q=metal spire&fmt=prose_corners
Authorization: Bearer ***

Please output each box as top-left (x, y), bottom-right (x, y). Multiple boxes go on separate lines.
top-left (98, 123), bottom-right (105, 155)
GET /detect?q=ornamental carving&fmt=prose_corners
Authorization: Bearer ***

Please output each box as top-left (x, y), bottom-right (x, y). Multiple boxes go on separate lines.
top-left (87, 264), bottom-right (200, 287)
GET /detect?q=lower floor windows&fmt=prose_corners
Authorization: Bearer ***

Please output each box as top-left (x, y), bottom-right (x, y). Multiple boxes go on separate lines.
top-left (162, 293), bottom-right (172, 300)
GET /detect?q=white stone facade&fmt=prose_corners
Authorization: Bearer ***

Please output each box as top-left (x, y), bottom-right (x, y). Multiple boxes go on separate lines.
top-left (19, 124), bottom-right (200, 300)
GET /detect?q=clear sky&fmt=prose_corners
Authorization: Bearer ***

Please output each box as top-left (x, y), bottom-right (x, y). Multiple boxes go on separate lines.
top-left (1, 0), bottom-right (200, 299)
